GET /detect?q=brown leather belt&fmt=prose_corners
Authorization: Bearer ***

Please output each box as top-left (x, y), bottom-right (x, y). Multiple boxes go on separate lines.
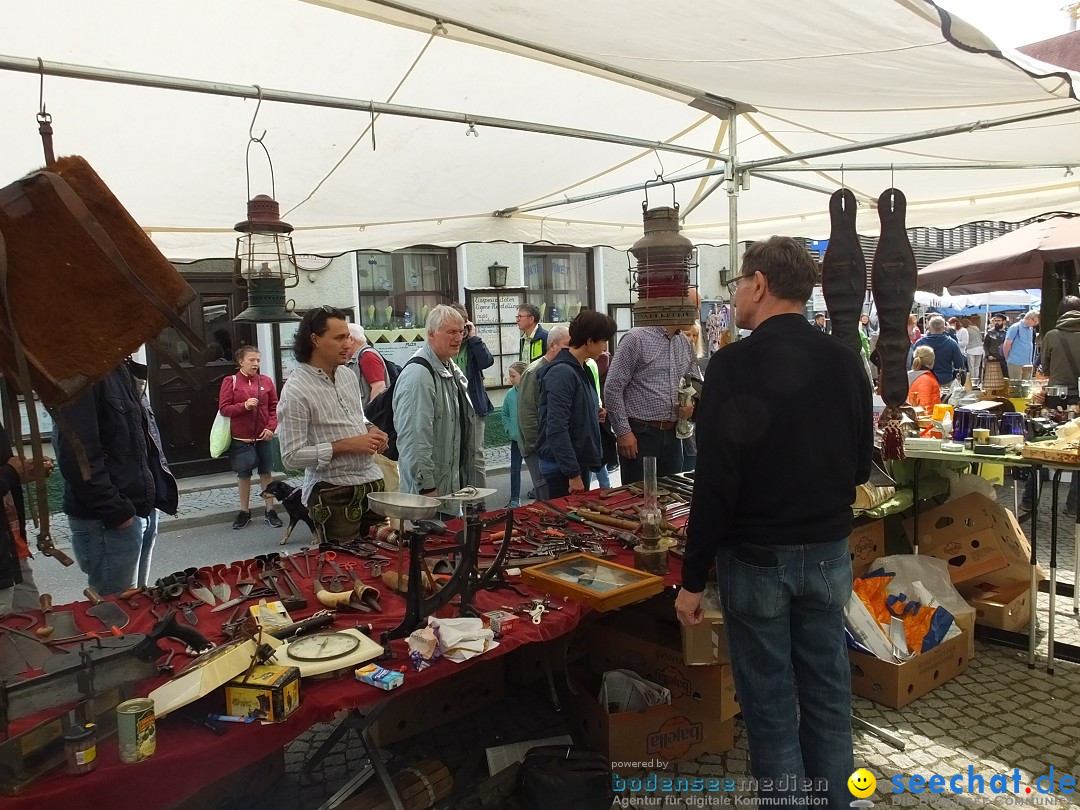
top-left (630, 418), bottom-right (677, 431)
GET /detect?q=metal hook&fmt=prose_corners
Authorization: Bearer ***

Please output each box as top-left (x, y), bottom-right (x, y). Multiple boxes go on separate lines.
top-left (433, 20), bottom-right (448, 35)
top-left (248, 85), bottom-right (266, 143)
top-left (840, 164), bottom-right (846, 212)
top-left (36, 57), bottom-right (48, 120)
top-left (370, 103), bottom-right (377, 151)
top-left (466, 122), bottom-right (478, 137)
top-left (245, 85), bottom-right (275, 200)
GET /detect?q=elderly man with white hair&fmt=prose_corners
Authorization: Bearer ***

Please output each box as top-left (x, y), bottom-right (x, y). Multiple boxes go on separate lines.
top-left (394, 305), bottom-right (478, 500)
top-left (907, 315), bottom-right (968, 385)
top-left (346, 323), bottom-right (389, 410)
top-left (1004, 309), bottom-right (1040, 379)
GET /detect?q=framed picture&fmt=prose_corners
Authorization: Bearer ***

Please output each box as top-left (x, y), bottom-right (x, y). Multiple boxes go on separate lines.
top-left (521, 554), bottom-right (664, 612)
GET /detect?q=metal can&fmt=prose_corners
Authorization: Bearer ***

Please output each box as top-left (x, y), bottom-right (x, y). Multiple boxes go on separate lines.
top-left (117, 698), bottom-right (156, 763)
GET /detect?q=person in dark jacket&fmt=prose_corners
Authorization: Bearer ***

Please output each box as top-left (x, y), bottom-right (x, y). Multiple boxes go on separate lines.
top-left (0, 420), bottom-right (44, 615)
top-left (451, 303), bottom-right (495, 489)
top-left (536, 310), bottom-right (617, 498)
top-left (907, 315), bottom-right (967, 384)
top-left (54, 359), bottom-right (179, 595)
top-left (676, 236), bottom-right (872, 810)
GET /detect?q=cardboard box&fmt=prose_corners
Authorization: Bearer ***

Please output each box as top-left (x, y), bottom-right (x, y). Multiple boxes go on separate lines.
top-left (371, 658), bottom-right (504, 746)
top-left (960, 579), bottom-right (1032, 632)
top-left (849, 519), bottom-right (886, 579)
top-left (564, 672), bottom-right (736, 773)
top-left (849, 630), bottom-right (969, 709)
top-left (680, 584), bottom-right (729, 666)
top-left (588, 615), bottom-right (738, 722)
top-left (902, 492), bottom-right (1041, 586)
top-left (224, 664), bottom-right (300, 723)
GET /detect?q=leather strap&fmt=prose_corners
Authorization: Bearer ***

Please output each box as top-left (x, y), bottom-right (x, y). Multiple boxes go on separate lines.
top-left (0, 227), bottom-right (72, 566)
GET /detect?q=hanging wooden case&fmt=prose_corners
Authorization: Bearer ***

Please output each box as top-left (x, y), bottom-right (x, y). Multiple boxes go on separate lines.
top-left (0, 155), bottom-right (198, 406)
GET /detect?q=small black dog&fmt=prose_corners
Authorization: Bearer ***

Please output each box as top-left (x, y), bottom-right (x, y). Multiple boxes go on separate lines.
top-left (261, 481), bottom-right (316, 546)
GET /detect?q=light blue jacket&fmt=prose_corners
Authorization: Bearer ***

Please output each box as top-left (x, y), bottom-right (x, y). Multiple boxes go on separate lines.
top-left (394, 343), bottom-right (477, 495)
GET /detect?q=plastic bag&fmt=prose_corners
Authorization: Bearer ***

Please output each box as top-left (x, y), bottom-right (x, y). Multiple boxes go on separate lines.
top-left (209, 412), bottom-right (231, 458)
top-left (427, 616), bottom-right (497, 663)
top-left (599, 669), bottom-right (670, 713)
top-left (940, 468), bottom-right (996, 501)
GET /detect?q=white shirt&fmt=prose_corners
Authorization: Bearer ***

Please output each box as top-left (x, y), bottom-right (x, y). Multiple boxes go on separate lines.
top-left (277, 363), bottom-right (381, 504)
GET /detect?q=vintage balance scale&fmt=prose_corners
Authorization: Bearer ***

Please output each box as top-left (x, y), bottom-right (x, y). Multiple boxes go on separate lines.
top-left (366, 488), bottom-right (503, 642)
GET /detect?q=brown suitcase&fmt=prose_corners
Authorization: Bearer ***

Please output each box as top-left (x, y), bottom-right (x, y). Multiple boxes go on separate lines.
top-left (0, 155), bottom-right (199, 407)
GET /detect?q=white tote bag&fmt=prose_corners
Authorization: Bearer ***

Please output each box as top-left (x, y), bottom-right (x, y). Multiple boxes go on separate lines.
top-left (209, 376), bottom-right (236, 458)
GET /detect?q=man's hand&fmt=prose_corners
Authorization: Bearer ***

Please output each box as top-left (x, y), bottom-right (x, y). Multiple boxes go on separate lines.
top-left (332, 434), bottom-right (382, 456)
top-left (677, 402), bottom-right (695, 420)
top-left (258, 429), bottom-right (274, 441)
top-left (569, 475), bottom-right (585, 494)
top-left (598, 407), bottom-right (607, 423)
top-left (367, 427), bottom-right (389, 453)
top-left (244, 397), bottom-right (259, 411)
top-left (617, 432), bottom-right (638, 460)
top-left (675, 587), bottom-right (704, 627)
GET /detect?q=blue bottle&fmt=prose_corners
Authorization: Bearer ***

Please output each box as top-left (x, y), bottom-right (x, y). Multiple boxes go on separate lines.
top-left (403, 307), bottom-right (413, 328)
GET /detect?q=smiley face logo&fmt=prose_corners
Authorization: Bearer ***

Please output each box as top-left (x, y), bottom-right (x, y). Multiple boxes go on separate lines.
top-left (848, 769), bottom-right (877, 799)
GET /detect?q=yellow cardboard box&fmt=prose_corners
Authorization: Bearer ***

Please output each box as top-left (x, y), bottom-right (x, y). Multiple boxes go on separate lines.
top-left (224, 664), bottom-right (300, 723)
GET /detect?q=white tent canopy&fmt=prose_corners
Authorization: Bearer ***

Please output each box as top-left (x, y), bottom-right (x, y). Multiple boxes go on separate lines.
top-left (2, 0), bottom-right (1079, 259)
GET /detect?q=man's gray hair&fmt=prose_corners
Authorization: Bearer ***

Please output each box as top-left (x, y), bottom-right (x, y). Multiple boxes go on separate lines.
top-left (927, 315), bottom-right (947, 334)
top-left (427, 304), bottom-right (465, 335)
top-left (348, 323), bottom-right (367, 346)
top-left (1024, 309), bottom-right (1041, 322)
top-left (548, 324), bottom-right (570, 348)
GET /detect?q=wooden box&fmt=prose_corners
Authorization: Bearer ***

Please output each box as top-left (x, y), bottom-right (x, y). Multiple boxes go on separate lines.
top-left (521, 554), bottom-right (664, 612)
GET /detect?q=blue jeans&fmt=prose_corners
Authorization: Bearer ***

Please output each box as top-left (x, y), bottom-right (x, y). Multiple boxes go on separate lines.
top-left (715, 538), bottom-right (853, 810)
top-left (595, 463), bottom-right (611, 489)
top-left (509, 440), bottom-right (522, 501)
top-left (619, 422), bottom-right (683, 484)
top-left (68, 511), bottom-right (159, 595)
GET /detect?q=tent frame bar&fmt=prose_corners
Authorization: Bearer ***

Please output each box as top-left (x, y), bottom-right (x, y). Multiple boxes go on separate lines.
top-left (0, 54), bottom-right (728, 163)
top-left (750, 162), bottom-right (1075, 172)
top-left (739, 105), bottom-right (1080, 171)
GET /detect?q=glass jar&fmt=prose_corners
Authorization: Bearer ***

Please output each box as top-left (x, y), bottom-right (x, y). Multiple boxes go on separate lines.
top-left (63, 723), bottom-right (97, 776)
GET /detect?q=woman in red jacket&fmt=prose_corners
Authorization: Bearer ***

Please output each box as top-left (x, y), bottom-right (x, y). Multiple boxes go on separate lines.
top-left (907, 345), bottom-right (941, 409)
top-left (219, 345), bottom-right (281, 530)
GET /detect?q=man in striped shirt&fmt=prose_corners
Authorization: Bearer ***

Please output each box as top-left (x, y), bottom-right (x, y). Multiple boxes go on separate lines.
top-left (605, 317), bottom-right (701, 483)
top-left (278, 307), bottom-right (388, 543)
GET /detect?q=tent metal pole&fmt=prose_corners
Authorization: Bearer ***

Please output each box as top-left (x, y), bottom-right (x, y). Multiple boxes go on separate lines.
top-left (0, 54), bottom-right (726, 163)
top-left (740, 105), bottom-right (1080, 171)
top-left (678, 175), bottom-right (725, 219)
top-left (494, 166), bottom-right (727, 216)
top-left (727, 114), bottom-right (741, 344)
top-left (751, 162), bottom-right (1075, 172)
top-left (749, 171), bottom-right (871, 201)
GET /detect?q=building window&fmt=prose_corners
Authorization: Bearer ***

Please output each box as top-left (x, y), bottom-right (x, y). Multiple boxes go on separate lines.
top-left (523, 246), bottom-right (593, 323)
top-left (356, 248), bottom-right (454, 329)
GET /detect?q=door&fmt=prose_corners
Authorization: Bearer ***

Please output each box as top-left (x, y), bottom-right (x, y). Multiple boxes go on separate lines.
top-left (148, 279), bottom-right (254, 478)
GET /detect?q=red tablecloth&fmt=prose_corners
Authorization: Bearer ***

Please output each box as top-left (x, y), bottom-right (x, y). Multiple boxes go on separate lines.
top-left (6, 494), bottom-right (683, 809)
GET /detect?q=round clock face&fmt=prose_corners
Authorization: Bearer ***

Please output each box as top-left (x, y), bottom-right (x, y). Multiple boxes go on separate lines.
top-left (286, 632), bottom-right (362, 662)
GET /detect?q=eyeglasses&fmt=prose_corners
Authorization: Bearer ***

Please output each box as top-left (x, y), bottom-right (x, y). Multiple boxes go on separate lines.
top-left (726, 273), bottom-right (756, 297)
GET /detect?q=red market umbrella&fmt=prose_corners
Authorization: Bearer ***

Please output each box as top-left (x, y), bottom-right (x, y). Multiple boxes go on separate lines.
top-left (918, 215), bottom-right (1080, 294)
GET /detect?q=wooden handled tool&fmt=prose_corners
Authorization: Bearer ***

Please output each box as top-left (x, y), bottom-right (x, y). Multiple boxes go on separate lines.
top-left (35, 593), bottom-right (54, 639)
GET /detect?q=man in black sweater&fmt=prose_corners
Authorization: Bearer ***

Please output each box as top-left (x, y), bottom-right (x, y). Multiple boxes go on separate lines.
top-left (676, 236), bottom-right (872, 810)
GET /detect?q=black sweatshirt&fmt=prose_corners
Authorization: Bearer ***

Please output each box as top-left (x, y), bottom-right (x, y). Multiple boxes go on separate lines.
top-left (682, 313), bottom-right (873, 593)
